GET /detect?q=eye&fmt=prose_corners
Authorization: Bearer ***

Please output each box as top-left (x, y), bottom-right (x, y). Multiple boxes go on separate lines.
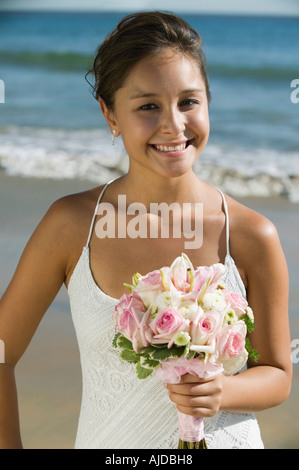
top-left (179, 99), bottom-right (200, 108)
top-left (139, 103), bottom-right (158, 111)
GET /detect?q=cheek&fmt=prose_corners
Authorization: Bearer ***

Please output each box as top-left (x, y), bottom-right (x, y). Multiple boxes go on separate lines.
top-left (136, 115), bottom-right (159, 137)
top-left (198, 106), bottom-right (210, 128)
top-left (194, 108), bottom-right (210, 141)
top-left (122, 116), bottom-right (158, 144)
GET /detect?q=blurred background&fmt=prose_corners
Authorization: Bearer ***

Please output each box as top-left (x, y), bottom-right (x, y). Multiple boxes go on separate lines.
top-left (0, 0), bottom-right (298, 449)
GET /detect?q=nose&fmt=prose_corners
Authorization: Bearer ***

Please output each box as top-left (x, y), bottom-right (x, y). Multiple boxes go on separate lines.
top-left (160, 106), bottom-right (185, 136)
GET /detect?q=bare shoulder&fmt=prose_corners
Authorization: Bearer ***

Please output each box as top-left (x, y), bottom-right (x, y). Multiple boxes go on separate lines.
top-left (42, 184), bottom-right (105, 239)
top-left (29, 184), bottom-right (106, 275)
top-left (224, 194), bottom-right (286, 286)
top-left (227, 195), bottom-right (279, 245)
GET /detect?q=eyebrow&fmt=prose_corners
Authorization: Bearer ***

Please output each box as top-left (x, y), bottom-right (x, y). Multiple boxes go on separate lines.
top-left (129, 92), bottom-right (159, 100)
top-left (129, 88), bottom-right (205, 100)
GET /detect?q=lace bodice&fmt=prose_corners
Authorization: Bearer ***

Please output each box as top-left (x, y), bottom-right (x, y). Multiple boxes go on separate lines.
top-left (67, 183), bottom-right (264, 449)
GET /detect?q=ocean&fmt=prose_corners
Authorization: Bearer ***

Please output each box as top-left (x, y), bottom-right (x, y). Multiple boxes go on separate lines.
top-left (0, 11), bottom-right (299, 200)
top-left (0, 11), bottom-right (299, 449)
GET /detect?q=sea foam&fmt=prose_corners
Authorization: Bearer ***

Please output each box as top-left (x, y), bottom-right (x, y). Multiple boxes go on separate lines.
top-left (0, 126), bottom-right (298, 202)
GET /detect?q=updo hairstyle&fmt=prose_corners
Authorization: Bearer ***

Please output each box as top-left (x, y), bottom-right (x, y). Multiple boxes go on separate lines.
top-left (87, 11), bottom-right (211, 110)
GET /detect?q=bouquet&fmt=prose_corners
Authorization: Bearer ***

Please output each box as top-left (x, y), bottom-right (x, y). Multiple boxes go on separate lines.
top-left (112, 253), bottom-right (258, 449)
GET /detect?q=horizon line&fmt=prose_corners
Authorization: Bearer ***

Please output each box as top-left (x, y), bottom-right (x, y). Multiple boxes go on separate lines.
top-left (1, 8), bottom-right (299, 18)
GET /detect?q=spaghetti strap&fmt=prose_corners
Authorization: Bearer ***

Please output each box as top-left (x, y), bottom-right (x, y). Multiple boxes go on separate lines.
top-left (217, 188), bottom-right (230, 257)
top-left (85, 179), bottom-right (114, 247)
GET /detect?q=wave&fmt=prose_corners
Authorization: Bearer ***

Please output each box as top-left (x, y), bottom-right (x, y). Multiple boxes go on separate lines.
top-left (0, 49), bottom-right (297, 80)
top-left (208, 63), bottom-right (299, 81)
top-left (0, 50), bottom-right (94, 72)
top-left (195, 146), bottom-right (299, 202)
top-left (0, 126), bottom-right (298, 202)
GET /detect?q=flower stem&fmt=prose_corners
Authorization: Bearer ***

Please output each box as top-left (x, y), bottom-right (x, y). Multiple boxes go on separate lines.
top-left (178, 438), bottom-right (208, 449)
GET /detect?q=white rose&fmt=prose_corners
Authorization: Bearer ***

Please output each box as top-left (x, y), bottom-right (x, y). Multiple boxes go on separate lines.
top-left (221, 349), bottom-right (248, 376)
top-left (137, 290), bottom-right (160, 310)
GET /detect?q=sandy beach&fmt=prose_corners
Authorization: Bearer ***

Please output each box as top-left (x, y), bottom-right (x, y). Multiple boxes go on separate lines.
top-left (0, 172), bottom-right (298, 449)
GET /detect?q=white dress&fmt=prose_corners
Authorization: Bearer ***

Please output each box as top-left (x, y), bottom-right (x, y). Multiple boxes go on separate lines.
top-left (67, 182), bottom-right (264, 449)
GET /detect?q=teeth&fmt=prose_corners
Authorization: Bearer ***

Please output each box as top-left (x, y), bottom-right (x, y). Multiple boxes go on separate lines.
top-left (154, 142), bottom-right (187, 152)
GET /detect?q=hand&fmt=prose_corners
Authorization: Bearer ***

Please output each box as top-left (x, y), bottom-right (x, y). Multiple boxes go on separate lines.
top-left (166, 373), bottom-right (223, 418)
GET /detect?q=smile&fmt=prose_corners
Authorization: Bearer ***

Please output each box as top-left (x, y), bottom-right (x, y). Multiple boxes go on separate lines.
top-left (151, 140), bottom-right (193, 153)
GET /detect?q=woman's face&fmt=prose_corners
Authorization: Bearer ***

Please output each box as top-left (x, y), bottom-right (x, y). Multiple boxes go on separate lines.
top-left (104, 49), bottom-right (210, 179)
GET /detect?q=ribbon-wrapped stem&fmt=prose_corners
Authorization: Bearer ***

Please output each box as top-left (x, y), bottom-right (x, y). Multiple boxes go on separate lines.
top-left (177, 410), bottom-right (207, 449)
top-left (155, 357), bottom-right (222, 450)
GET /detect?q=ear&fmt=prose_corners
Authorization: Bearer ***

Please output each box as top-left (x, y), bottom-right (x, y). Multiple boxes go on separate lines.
top-left (99, 98), bottom-right (120, 137)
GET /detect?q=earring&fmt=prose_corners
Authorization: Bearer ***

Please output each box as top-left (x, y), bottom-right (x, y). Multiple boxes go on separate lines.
top-left (112, 129), bottom-right (116, 146)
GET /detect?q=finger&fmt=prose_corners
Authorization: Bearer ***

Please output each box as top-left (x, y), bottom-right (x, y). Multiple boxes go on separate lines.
top-left (176, 404), bottom-right (214, 418)
top-left (167, 380), bottom-right (221, 397)
top-left (167, 383), bottom-right (208, 396)
top-left (178, 373), bottom-right (220, 384)
top-left (169, 390), bottom-right (216, 409)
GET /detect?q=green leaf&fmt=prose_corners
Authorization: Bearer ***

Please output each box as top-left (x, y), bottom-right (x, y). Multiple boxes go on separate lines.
top-left (112, 333), bottom-right (121, 348)
top-left (186, 350), bottom-right (197, 360)
top-left (120, 349), bottom-right (140, 364)
top-left (139, 355), bottom-right (159, 369)
top-left (240, 314), bottom-right (255, 333)
top-left (151, 346), bottom-right (184, 361)
top-left (139, 345), bottom-right (159, 357)
top-left (136, 362), bottom-right (155, 379)
top-left (240, 315), bottom-right (259, 361)
top-left (117, 335), bottom-right (134, 350)
top-left (183, 341), bottom-right (190, 357)
top-left (245, 337), bottom-right (260, 362)
top-left (150, 347), bottom-right (173, 361)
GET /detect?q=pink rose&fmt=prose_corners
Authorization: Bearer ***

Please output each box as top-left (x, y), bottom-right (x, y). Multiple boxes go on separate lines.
top-left (113, 293), bottom-right (133, 318)
top-left (114, 292), bottom-right (143, 324)
top-left (150, 307), bottom-right (189, 348)
top-left (217, 322), bottom-right (246, 360)
top-left (135, 270), bottom-right (162, 290)
top-left (133, 270), bottom-right (163, 307)
top-left (190, 308), bottom-right (224, 346)
top-left (114, 293), bottom-right (153, 352)
top-left (222, 290), bottom-right (248, 317)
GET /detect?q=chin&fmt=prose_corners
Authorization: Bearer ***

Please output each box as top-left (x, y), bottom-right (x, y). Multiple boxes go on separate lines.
top-left (155, 163), bottom-right (194, 179)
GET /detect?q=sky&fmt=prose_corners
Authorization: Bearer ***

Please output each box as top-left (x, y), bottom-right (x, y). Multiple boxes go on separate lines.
top-left (1, 0), bottom-right (299, 16)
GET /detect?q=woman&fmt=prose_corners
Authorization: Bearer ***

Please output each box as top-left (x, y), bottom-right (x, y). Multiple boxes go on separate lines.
top-left (0, 12), bottom-right (292, 449)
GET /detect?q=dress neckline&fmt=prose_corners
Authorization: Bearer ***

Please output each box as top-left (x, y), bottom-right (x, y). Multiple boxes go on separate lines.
top-left (68, 180), bottom-right (246, 301)
top-left (85, 179), bottom-right (231, 257)
top-left (69, 246), bottom-right (238, 304)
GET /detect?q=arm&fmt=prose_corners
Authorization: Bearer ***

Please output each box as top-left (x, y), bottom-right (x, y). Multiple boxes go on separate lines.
top-left (0, 364), bottom-right (22, 448)
top-left (220, 214), bottom-right (292, 412)
top-left (0, 199), bottom-right (76, 448)
top-left (167, 212), bottom-right (292, 416)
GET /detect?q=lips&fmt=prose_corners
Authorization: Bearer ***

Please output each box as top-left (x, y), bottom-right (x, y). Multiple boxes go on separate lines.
top-left (151, 140), bottom-right (193, 153)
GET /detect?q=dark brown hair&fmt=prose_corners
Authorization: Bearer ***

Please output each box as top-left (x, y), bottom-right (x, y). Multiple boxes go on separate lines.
top-left (87, 11), bottom-right (211, 109)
